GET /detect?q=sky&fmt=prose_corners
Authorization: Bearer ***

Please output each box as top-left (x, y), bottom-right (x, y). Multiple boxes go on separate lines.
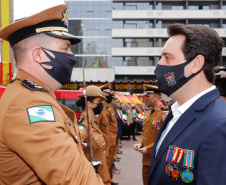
top-left (14, 0), bottom-right (66, 20)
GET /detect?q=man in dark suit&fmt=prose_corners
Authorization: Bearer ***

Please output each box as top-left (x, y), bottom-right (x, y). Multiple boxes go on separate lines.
top-left (148, 23), bottom-right (226, 185)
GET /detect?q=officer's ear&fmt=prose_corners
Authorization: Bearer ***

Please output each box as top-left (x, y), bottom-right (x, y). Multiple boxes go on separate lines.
top-left (87, 101), bottom-right (94, 108)
top-left (32, 46), bottom-right (53, 63)
top-left (32, 46), bottom-right (43, 63)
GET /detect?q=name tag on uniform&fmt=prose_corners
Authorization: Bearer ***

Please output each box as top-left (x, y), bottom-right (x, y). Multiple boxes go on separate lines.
top-left (27, 105), bottom-right (55, 124)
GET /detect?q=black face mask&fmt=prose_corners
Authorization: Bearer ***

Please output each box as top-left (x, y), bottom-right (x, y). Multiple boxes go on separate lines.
top-left (106, 95), bottom-right (113, 103)
top-left (41, 48), bottom-right (76, 85)
top-left (92, 103), bottom-right (104, 115)
top-left (154, 58), bottom-right (205, 97)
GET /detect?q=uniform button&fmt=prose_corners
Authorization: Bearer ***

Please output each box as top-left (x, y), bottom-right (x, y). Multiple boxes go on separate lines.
top-left (99, 134), bottom-right (102, 137)
top-left (95, 138), bottom-right (97, 140)
top-left (146, 130), bottom-right (148, 132)
top-left (75, 136), bottom-right (78, 139)
top-left (103, 142), bottom-right (105, 146)
top-left (103, 151), bottom-right (105, 155)
top-left (145, 138), bottom-right (147, 140)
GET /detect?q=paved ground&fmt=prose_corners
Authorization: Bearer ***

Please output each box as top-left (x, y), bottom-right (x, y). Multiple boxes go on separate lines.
top-left (113, 135), bottom-right (143, 185)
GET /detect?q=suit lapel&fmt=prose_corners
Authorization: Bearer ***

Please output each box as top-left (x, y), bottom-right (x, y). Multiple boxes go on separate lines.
top-left (150, 89), bottom-right (220, 175)
top-left (150, 111), bottom-right (173, 167)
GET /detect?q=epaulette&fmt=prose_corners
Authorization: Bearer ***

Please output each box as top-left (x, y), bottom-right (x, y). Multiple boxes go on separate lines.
top-left (77, 117), bottom-right (84, 123)
top-left (21, 79), bottom-right (49, 92)
top-left (161, 107), bottom-right (168, 111)
top-left (9, 79), bottom-right (16, 84)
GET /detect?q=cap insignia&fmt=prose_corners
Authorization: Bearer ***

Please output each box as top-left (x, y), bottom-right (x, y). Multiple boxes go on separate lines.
top-left (62, 9), bottom-right (68, 27)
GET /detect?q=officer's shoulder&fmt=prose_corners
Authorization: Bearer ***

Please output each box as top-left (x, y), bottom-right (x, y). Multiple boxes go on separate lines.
top-left (77, 117), bottom-right (84, 123)
top-left (145, 108), bottom-right (152, 112)
top-left (21, 79), bottom-right (49, 92)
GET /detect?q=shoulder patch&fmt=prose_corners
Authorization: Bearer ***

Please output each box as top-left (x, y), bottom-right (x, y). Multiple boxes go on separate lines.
top-left (21, 80), bottom-right (49, 92)
top-left (77, 117), bottom-right (84, 123)
top-left (27, 105), bottom-right (55, 124)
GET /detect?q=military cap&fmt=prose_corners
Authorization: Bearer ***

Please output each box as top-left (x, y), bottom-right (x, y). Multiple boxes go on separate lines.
top-left (0, 4), bottom-right (81, 46)
top-left (143, 84), bottom-right (160, 95)
top-left (99, 83), bottom-right (112, 93)
top-left (78, 85), bottom-right (106, 100)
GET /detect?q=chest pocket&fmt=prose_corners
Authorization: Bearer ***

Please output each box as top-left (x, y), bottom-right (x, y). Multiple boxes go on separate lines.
top-left (91, 132), bottom-right (103, 149)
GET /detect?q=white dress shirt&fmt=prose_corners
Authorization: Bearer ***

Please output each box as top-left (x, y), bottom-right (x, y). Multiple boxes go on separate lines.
top-left (155, 85), bottom-right (216, 156)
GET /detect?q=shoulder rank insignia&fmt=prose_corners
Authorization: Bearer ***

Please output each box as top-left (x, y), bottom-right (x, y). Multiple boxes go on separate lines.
top-left (77, 117), bottom-right (84, 123)
top-left (21, 80), bottom-right (49, 92)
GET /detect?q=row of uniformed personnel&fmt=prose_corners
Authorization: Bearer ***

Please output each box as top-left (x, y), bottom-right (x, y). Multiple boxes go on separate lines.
top-left (76, 83), bottom-right (119, 185)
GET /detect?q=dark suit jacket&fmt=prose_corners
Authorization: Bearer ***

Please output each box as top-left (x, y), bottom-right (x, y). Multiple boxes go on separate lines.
top-left (148, 89), bottom-right (226, 185)
top-left (115, 108), bottom-right (123, 139)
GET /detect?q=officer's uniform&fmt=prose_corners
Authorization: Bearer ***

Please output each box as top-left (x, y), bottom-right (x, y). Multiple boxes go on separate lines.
top-left (95, 108), bottom-right (110, 164)
top-left (78, 113), bottom-right (110, 185)
top-left (106, 103), bottom-right (118, 180)
top-left (139, 104), bottom-right (164, 185)
top-left (139, 84), bottom-right (165, 185)
top-left (0, 70), bottom-right (103, 184)
top-left (0, 4), bottom-right (103, 184)
top-left (99, 83), bottom-right (118, 183)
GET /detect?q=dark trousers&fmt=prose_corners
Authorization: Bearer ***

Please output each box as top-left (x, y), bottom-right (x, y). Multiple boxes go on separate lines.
top-left (128, 121), bottom-right (136, 139)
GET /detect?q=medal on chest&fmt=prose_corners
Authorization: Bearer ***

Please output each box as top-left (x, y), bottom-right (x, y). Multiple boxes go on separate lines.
top-left (181, 149), bottom-right (194, 183)
top-left (152, 121), bottom-right (160, 130)
top-left (165, 145), bottom-right (195, 183)
top-left (165, 145), bottom-right (175, 176)
top-left (170, 147), bottom-right (183, 181)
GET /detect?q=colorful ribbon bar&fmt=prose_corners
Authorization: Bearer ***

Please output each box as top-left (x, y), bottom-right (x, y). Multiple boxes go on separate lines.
top-left (166, 145), bottom-right (175, 163)
top-left (183, 149), bottom-right (194, 169)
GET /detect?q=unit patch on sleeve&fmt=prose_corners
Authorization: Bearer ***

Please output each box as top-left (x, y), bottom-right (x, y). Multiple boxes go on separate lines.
top-left (27, 105), bottom-right (55, 124)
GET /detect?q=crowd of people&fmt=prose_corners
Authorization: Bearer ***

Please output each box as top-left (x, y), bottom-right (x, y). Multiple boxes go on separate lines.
top-left (1, 3), bottom-right (226, 185)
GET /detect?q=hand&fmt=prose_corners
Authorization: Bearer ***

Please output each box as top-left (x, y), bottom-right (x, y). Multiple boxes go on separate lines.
top-left (134, 143), bottom-right (142, 151)
top-left (127, 122), bottom-right (130, 126)
top-left (162, 111), bottom-right (169, 121)
top-left (138, 147), bottom-right (148, 154)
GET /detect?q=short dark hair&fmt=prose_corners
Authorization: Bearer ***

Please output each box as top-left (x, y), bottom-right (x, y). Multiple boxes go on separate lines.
top-left (168, 23), bottom-right (224, 84)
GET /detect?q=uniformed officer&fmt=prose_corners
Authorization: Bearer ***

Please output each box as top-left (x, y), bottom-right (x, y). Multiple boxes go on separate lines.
top-left (99, 83), bottom-right (119, 185)
top-left (95, 95), bottom-right (111, 171)
top-left (76, 85), bottom-right (110, 185)
top-left (134, 84), bottom-right (165, 185)
top-left (0, 4), bottom-right (103, 185)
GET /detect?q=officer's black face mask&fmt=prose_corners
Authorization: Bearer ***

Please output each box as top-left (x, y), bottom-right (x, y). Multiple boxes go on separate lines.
top-left (40, 48), bottom-right (76, 85)
top-left (92, 103), bottom-right (104, 115)
top-left (106, 95), bottom-right (113, 103)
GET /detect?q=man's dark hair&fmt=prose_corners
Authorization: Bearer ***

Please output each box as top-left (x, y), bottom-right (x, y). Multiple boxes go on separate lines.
top-left (168, 23), bottom-right (224, 84)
